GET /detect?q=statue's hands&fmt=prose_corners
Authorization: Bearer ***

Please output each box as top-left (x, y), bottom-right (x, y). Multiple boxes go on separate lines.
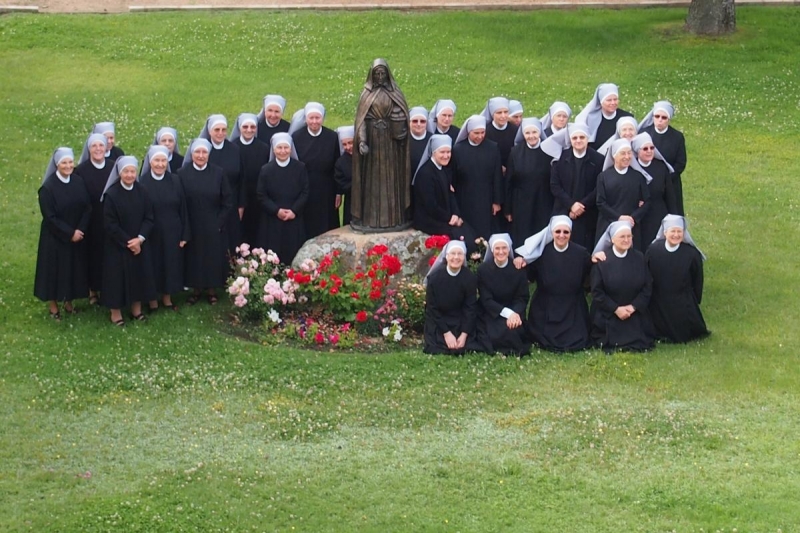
top-left (359, 142), bottom-right (369, 155)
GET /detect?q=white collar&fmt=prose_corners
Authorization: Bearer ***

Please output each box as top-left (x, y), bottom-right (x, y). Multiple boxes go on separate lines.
top-left (121, 181), bottom-right (134, 191)
top-left (468, 139), bottom-right (480, 147)
top-left (193, 163), bottom-right (207, 171)
top-left (91, 159), bottom-right (106, 169)
top-left (411, 132), bottom-right (427, 141)
top-left (614, 166), bottom-right (629, 174)
top-left (655, 125), bottom-right (668, 135)
top-left (638, 159), bottom-right (652, 167)
top-left (211, 140), bottom-right (224, 150)
top-left (612, 247), bottom-right (628, 258)
top-left (446, 266), bottom-right (460, 277)
top-left (266, 120), bottom-right (281, 128)
top-left (167, 152), bottom-right (173, 161)
top-left (494, 259), bottom-right (509, 268)
top-left (433, 161), bottom-right (443, 170)
top-left (665, 241), bottom-right (680, 252)
top-left (492, 121), bottom-right (507, 131)
top-left (436, 127), bottom-right (449, 135)
top-left (602, 111), bottom-right (617, 120)
top-left (104, 150), bottom-right (112, 157)
top-left (56, 171), bottom-right (70, 184)
top-left (239, 136), bottom-right (254, 146)
top-left (572, 149), bottom-right (586, 158)
top-left (307, 127), bottom-right (322, 137)
top-left (552, 125), bottom-right (564, 133)
top-left (151, 171), bottom-right (165, 181)
top-left (526, 141), bottom-right (540, 150)
top-left (554, 243), bottom-right (569, 253)
top-left (276, 158), bottom-right (290, 168)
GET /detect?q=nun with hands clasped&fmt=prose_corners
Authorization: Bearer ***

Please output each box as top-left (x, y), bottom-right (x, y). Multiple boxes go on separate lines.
top-left (230, 113), bottom-right (270, 246)
top-left (423, 240), bottom-right (486, 355)
top-left (477, 233), bottom-right (531, 356)
top-left (100, 156), bottom-right (156, 327)
top-left (137, 145), bottom-right (190, 312)
top-left (631, 132), bottom-right (678, 245)
top-left (589, 220), bottom-right (655, 352)
top-left (412, 134), bottom-right (478, 253)
top-left (514, 216), bottom-right (592, 352)
top-left (34, 147), bottom-right (91, 320)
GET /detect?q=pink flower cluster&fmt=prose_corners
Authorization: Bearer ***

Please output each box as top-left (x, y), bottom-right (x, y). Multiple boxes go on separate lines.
top-left (262, 278), bottom-right (298, 306)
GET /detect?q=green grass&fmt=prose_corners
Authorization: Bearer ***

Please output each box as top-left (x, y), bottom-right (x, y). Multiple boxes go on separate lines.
top-left (1, 6), bottom-right (799, 532)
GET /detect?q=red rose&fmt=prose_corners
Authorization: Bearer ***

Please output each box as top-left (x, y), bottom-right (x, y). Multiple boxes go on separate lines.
top-left (319, 279), bottom-right (328, 289)
top-left (356, 311), bottom-right (368, 322)
top-left (428, 255), bottom-right (437, 266)
top-left (369, 289), bottom-right (382, 300)
top-left (350, 292), bottom-right (360, 299)
top-left (354, 272), bottom-right (365, 281)
top-left (333, 250), bottom-right (341, 257)
top-left (314, 332), bottom-right (325, 344)
top-left (330, 286), bottom-right (339, 295)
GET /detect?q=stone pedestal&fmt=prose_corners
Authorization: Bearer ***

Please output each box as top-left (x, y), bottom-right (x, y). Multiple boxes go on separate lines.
top-left (292, 227), bottom-right (435, 278)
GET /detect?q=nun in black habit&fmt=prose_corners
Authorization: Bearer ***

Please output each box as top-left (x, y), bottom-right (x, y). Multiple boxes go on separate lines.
top-left (34, 147), bottom-right (91, 319)
top-left (481, 97), bottom-right (519, 169)
top-left (505, 118), bottom-right (554, 247)
top-left (575, 83), bottom-right (634, 151)
top-left (632, 132), bottom-right (677, 245)
top-left (423, 240), bottom-right (486, 355)
top-left (334, 126), bottom-right (354, 227)
top-left (590, 221), bottom-right (655, 352)
top-left (201, 114), bottom-right (244, 255)
top-left (640, 101), bottom-right (687, 215)
top-left (515, 216), bottom-right (591, 352)
top-left (231, 113), bottom-right (270, 246)
top-left (451, 115), bottom-right (503, 240)
top-left (544, 122), bottom-right (604, 250)
top-left (100, 156), bottom-right (156, 326)
top-left (427, 99), bottom-right (460, 142)
top-left (92, 122), bottom-right (125, 161)
top-left (477, 234), bottom-right (531, 356)
top-left (256, 133), bottom-right (310, 265)
top-left (595, 138), bottom-right (650, 250)
top-left (155, 127), bottom-right (184, 174)
top-left (408, 106), bottom-right (431, 216)
top-left (256, 94), bottom-right (291, 145)
top-left (412, 135), bottom-right (478, 252)
top-left (179, 138), bottom-right (233, 305)
top-left (289, 102), bottom-right (341, 237)
top-left (645, 215), bottom-right (709, 343)
top-left (138, 145), bottom-right (189, 311)
top-left (75, 132), bottom-right (112, 303)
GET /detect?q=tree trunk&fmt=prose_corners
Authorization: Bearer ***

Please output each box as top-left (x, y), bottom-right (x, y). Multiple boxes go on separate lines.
top-left (686, 0), bottom-right (736, 35)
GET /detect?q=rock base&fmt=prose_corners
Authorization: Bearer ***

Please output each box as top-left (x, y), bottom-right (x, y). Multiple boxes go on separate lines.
top-left (292, 226), bottom-right (435, 278)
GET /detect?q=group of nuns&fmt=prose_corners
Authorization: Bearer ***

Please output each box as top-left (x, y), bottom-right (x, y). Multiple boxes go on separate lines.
top-left (35, 83), bottom-right (707, 342)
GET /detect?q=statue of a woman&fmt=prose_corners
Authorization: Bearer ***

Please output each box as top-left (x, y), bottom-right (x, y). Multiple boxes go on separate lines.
top-left (351, 59), bottom-right (411, 232)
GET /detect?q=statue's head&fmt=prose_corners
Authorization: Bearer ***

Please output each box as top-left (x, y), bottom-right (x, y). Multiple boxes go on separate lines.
top-left (372, 65), bottom-right (388, 87)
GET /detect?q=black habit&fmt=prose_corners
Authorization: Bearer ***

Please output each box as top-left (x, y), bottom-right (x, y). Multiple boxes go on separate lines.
top-left (412, 160), bottom-right (477, 252)
top-left (100, 182), bottom-right (156, 309)
top-left (595, 167), bottom-right (651, 250)
top-left (451, 139), bottom-right (503, 239)
top-left (424, 267), bottom-right (485, 355)
top-left (234, 137), bottom-right (271, 246)
top-left (209, 140), bottom-right (244, 254)
top-left (436, 126), bottom-right (460, 144)
top-left (590, 249), bottom-right (655, 352)
top-left (108, 146), bottom-right (125, 162)
top-left (292, 126), bottom-right (340, 238)
top-left (34, 174), bottom-right (91, 303)
top-left (550, 147), bottom-right (604, 249)
top-left (168, 153), bottom-right (185, 175)
top-left (256, 118), bottom-right (290, 145)
top-left (644, 125), bottom-right (687, 215)
top-left (179, 163), bottom-right (232, 290)
top-left (526, 243), bottom-right (592, 352)
top-left (505, 143), bottom-right (554, 246)
top-left (645, 241), bottom-right (709, 343)
top-left (74, 158), bottom-right (113, 292)
top-left (639, 159), bottom-right (678, 246)
top-left (477, 260), bottom-right (531, 355)
top-left (409, 132), bottom-right (431, 216)
top-left (138, 172), bottom-right (190, 295)
top-left (485, 121), bottom-right (518, 169)
top-left (589, 109), bottom-right (634, 150)
top-left (334, 152), bottom-right (352, 227)
top-left (256, 159), bottom-right (310, 266)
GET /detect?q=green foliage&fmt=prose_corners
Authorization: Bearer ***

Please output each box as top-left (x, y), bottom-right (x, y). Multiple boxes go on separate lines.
top-left (1, 7), bottom-right (800, 532)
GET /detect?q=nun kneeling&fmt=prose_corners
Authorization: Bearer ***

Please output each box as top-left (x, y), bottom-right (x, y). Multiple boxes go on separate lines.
top-left (477, 234), bottom-right (531, 356)
top-left (100, 156), bottom-right (156, 326)
top-left (423, 241), bottom-right (487, 355)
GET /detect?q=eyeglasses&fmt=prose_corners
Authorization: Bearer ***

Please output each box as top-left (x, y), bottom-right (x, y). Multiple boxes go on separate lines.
top-left (554, 230), bottom-right (571, 235)
top-left (641, 146), bottom-right (655, 151)
top-left (411, 119), bottom-right (426, 124)
top-left (653, 114), bottom-right (669, 120)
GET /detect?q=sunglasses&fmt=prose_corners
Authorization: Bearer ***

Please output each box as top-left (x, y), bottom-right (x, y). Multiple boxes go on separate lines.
top-left (554, 230), bottom-right (571, 235)
top-left (653, 114), bottom-right (669, 120)
top-left (641, 146), bottom-right (655, 151)
top-left (411, 119), bottom-right (426, 124)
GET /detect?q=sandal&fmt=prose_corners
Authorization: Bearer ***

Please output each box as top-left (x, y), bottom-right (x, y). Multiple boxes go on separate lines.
top-left (131, 313), bottom-right (148, 322)
top-left (207, 294), bottom-right (218, 305)
top-left (49, 311), bottom-right (62, 321)
top-left (111, 318), bottom-right (125, 327)
top-left (186, 294), bottom-right (201, 306)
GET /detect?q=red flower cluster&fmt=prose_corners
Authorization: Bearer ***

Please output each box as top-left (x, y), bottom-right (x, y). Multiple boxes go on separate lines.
top-left (356, 310), bottom-right (368, 322)
top-left (425, 235), bottom-right (450, 250)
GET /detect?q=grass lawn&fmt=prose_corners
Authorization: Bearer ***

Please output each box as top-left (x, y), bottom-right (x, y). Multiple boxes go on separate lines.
top-left (1, 6), bottom-right (799, 531)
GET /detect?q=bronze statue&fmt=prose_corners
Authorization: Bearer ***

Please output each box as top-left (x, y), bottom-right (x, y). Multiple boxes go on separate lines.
top-left (351, 59), bottom-right (411, 232)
